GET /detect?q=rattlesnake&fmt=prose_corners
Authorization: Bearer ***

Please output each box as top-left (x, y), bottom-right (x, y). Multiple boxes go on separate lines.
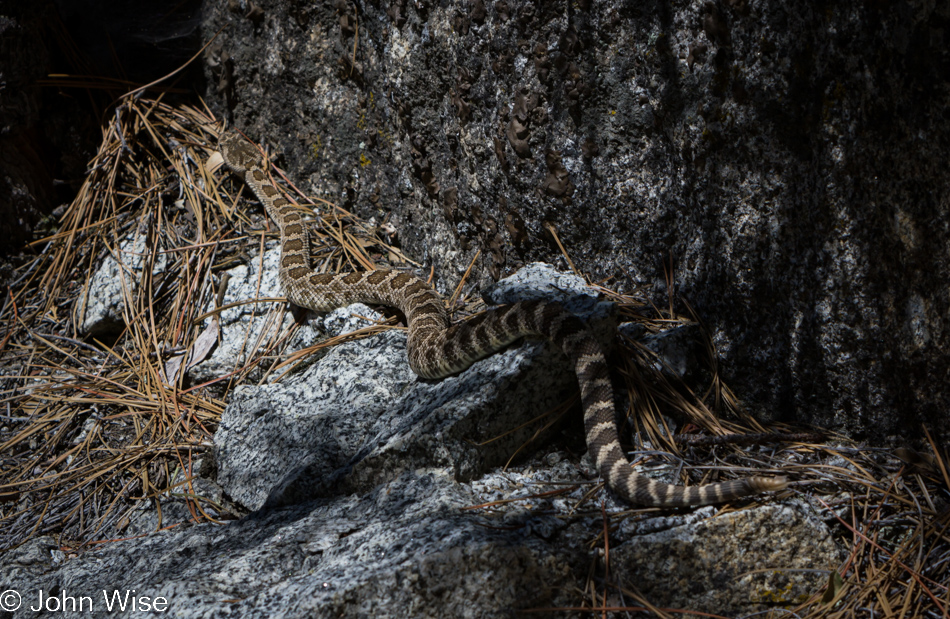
top-left (218, 131), bottom-right (787, 507)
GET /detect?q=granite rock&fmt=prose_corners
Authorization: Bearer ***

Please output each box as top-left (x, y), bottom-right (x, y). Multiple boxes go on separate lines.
top-left (198, 0), bottom-right (950, 447)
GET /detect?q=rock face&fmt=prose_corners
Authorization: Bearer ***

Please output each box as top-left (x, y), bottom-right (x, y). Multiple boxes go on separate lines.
top-left (200, 0), bottom-right (950, 446)
top-left (1, 264), bottom-right (841, 617)
top-left (0, 479), bottom-right (840, 618)
top-left (187, 243), bottom-right (322, 385)
top-left (613, 503), bottom-right (840, 611)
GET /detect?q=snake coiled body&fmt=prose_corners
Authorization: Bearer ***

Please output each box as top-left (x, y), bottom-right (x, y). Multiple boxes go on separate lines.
top-left (218, 131), bottom-right (786, 507)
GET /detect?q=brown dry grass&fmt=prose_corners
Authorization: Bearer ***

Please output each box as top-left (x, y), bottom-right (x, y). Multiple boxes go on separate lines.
top-left (0, 96), bottom-right (947, 618)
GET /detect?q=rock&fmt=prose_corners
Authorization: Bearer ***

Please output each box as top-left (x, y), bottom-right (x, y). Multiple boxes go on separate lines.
top-left (188, 245), bottom-right (322, 385)
top-left (320, 302), bottom-right (383, 337)
top-left (0, 477), bottom-right (839, 618)
top-left (635, 322), bottom-right (707, 380)
top-left (78, 227), bottom-right (168, 338)
top-left (0, 472), bottom-right (581, 619)
top-left (611, 503), bottom-right (842, 615)
top-left (482, 261), bottom-right (616, 341)
top-left (197, 0), bottom-right (950, 449)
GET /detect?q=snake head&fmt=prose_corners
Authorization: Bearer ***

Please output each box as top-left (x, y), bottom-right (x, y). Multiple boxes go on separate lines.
top-left (219, 131), bottom-right (264, 173)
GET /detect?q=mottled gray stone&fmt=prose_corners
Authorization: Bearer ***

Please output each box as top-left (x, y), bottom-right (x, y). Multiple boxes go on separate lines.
top-left (320, 302), bottom-right (382, 336)
top-left (189, 246), bottom-right (321, 384)
top-left (0, 472), bottom-right (580, 619)
top-left (0, 469), bottom-right (839, 619)
top-left (78, 229), bottom-right (168, 337)
top-left (483, 261), bottom-right (617, 343)
top-left (482, 262), bottom-right (596, 306)
top-left (199, 0), bottom-right (950, 448)
top-left (611, 502), bottom-right (843, 615)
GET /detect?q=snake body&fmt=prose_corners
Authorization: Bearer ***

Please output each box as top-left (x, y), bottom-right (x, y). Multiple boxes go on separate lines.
top-left (218, 131), bottom-right (786, 507)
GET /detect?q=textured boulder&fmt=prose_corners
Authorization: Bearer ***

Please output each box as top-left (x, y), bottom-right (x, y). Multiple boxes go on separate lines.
top-left (198, 0), bottom-right (950, 447)
top-left (612, 503), bottom-right (840, 613)
top-left (0, 473), bottom-right (839, 618)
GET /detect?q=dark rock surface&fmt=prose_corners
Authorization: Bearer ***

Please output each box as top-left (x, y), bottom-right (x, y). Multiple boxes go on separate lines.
top-left (0, 476), bottom-right (839, 618)
top-left (200, 0), bottom-right (950, 446)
